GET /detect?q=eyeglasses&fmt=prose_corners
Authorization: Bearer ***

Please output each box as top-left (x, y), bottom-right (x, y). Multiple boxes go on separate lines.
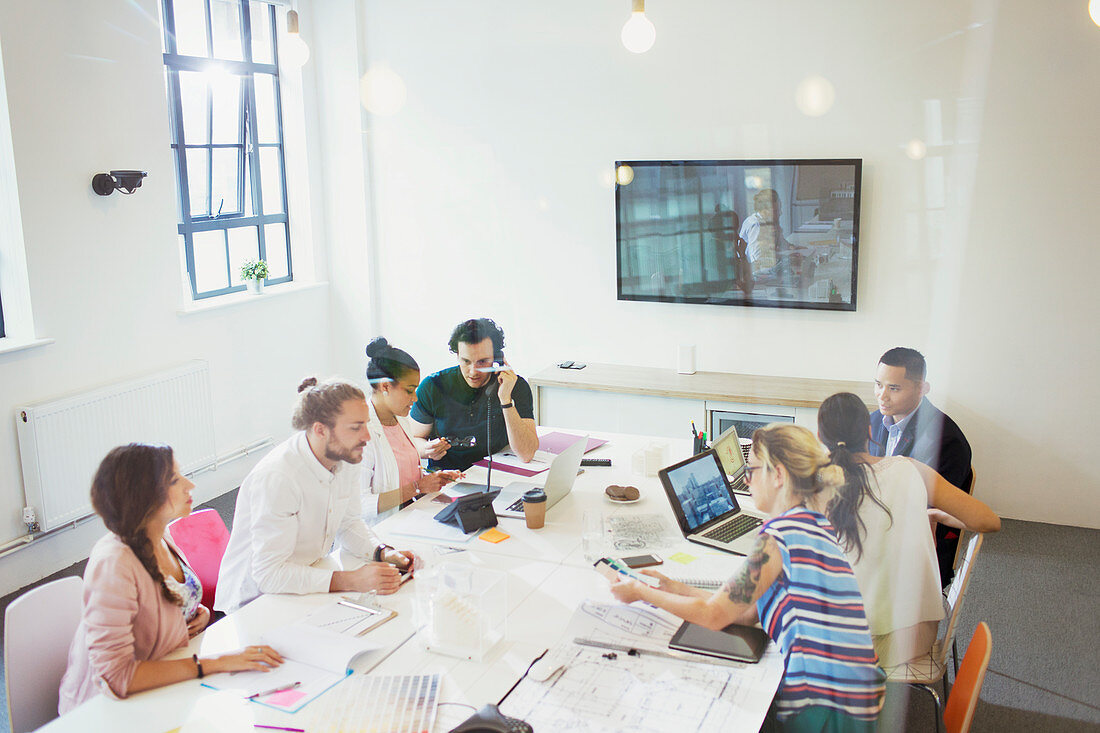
top-left (744, 465), bottom-right (765, 482)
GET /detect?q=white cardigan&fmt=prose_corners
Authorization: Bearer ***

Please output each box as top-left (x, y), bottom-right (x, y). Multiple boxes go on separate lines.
top-left (360, 397), bottom-right (419, 519)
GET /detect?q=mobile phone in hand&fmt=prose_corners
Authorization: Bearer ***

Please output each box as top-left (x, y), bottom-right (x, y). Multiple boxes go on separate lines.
top-left (621, 553), bottom-right (663, 569)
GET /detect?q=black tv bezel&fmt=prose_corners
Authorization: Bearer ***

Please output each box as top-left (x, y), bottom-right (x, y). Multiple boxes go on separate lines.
top-left (614, 158), bottom-right (862, 313)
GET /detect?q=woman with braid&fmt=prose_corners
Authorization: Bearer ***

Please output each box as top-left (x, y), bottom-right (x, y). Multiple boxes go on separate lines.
top-left (59, 444), bottom-right (282, 713)
top-left (816, 392), bottom-right (1000, 667)
top-left (609, 424), bottom-right (885, 732)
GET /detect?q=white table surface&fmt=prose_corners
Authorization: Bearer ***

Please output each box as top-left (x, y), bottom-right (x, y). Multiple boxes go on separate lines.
top-left (41, 429), bottom-right (778, 733)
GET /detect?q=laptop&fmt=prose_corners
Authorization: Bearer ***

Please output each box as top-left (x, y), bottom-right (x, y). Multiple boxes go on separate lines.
top-left (492, 435), bottom-right (587, 518)
top-left (710, 425), bottom-right (750, 495)
top-left (658, 450), bottom-right (767, 555)
top-left (444, 435), bottom-right (587, 519)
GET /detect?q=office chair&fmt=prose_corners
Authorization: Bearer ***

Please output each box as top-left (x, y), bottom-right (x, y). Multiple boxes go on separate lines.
top-left (4, 576), bottom-right (83, 733)
top-left (168, 508), bottom-right (231, 612)
top-left (883, 530), bottom-right (984, 733)
top-left (943, 622), bottom-right (993, 733)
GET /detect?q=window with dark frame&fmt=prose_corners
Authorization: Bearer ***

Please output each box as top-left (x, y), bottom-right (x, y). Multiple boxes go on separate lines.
top-left (161, 0), bottom-right (293, 300)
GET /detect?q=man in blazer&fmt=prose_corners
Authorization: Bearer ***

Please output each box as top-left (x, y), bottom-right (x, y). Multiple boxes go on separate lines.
top-left (869, 347), bottom-right (973, 585)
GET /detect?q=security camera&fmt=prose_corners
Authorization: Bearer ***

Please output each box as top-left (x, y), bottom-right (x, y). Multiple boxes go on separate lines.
top-left (92, 170), bottom-right (148, 196)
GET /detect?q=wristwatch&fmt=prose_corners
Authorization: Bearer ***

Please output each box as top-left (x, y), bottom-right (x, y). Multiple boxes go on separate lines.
top-left (500, 401), bottom-right (514, 410)
top-left (372, 543), bottom-right (394, 562)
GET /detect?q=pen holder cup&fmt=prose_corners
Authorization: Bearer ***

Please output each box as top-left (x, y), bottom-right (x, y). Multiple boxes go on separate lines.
top-left (415, 563), bottom-right (506, 662)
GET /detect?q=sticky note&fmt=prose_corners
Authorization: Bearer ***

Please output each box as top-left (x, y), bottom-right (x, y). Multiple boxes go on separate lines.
top-left (478, 528), bottom-right (510, 543)
top-left (265, 688), bottom-right (307, 707)
top-left (668, 552), bottom-right (697, 565)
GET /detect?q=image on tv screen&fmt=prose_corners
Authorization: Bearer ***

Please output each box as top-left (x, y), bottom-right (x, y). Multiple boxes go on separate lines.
top-left (616, 159), bottom-right (861, 311)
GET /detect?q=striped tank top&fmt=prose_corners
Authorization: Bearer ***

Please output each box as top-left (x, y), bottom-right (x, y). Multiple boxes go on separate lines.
top-left (755, 508), bottom-right (885, 722)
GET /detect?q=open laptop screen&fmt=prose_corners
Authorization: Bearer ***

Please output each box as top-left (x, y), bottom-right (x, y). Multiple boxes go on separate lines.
top-left (661, 451), bottom-right (737, 532)
top-left (711, 425), bottom-right (745, 477)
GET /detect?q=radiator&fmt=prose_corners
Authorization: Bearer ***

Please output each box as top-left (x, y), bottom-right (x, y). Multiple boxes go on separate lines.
top-left (15, 361), bottom-right (217, 532)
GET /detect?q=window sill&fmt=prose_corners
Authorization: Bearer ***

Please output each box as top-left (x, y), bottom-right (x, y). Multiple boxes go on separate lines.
top-left (176, 281), bottom-right (328, 316)
top-left (0, 336), bottom-right (55, 356)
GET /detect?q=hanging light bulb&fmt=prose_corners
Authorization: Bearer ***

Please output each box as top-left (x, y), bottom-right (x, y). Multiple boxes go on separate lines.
top-left (1090, 0), bottom-right (1100, 27)
top-left (621, 0), bottom-right (656, 54)
top-left (282, 9), bottom-right (310, 68)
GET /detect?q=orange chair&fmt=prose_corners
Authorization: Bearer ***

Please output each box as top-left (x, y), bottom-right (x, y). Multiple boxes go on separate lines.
top-left (168, 508), bottom-right (230, 611)
top-left (943, 622), bottom-right (992, 733)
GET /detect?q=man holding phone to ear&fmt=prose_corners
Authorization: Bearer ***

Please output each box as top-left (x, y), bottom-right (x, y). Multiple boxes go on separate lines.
top-left (409, 318), bottom-right (539, 471)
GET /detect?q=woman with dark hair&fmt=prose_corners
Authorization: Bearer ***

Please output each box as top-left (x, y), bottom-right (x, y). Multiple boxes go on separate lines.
top-left (817, 392), bottom-right (1000, 667)
top-left (609, 424), bottom-right (885, 732)
top-left (59, 444), bottom-right (281, 713)
top-left (361, 337), bottom-right (461, 518)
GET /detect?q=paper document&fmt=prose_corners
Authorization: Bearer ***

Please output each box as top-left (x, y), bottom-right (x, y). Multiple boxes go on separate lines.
top-left (202, 622), bottom-right (383, 712)
top-left (501, 642), bottom-right (783, 732)
top-left (303, 598), bottom-right (397, 637)
top-left (564, 599), bottom-right (682, 654)
top-left (472, 452), bottom-right (551, 477)
top-left (384, 510), bottom-right (479, 544)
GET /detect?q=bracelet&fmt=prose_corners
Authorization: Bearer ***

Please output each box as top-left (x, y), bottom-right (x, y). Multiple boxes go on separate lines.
top-left (500, 401), bottom-right (514, 410)
top-left (193, 654), bottom-right (204, 679)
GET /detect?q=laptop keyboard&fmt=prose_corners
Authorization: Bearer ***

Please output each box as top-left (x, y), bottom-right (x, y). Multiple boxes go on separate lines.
top-left (506, 497), bottom-right (524, 512)
top-left (729, 474), bottom-right (749, 494)
top-left (701, 514), bottom-right (762, 543)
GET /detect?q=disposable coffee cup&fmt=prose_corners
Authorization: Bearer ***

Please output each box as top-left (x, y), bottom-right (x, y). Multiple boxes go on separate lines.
top-left (522, 488), bottom-right (547, 529)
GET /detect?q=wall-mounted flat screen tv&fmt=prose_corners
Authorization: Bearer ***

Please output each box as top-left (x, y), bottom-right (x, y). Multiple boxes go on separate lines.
top-left (616, 159), bottom-right (861, 311)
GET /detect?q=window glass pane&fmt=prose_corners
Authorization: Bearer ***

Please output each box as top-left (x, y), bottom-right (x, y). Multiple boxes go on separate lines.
top-left (211, 147), bottom-right (242, 215)
top-left (172, 0), bottom-right (208, 57)
top-left (193, 230), bottom-right (229, 292)
top-left (210, 0), bottom-right (244, 61)
top-left (178, 71), bottom-right (209, 145)
top-left (243, 151), bottom-right (254, 216)
top-left (210, 73), bottom-right (242, 144)
top-left (254, 74), bottom-right (278, 144)
top-left (264, 223), bottom-right (289, 278)
top-left (259, 147), bottom-right (284, 214)
top-left (228, 226), bottom-right (260, 285)
top-left (185, 147), bottom-right (210, 217)
top-left (250, 2), bottom-right (274, 64)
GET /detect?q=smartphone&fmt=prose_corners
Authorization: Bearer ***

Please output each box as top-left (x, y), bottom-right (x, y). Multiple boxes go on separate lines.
top-left (621, 553), bottom-right (663, 569)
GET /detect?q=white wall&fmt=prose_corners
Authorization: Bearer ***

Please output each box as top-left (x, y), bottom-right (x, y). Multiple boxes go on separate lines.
top-left (0, 0), bottom-right (335, 596)
top-left (351, 0), bottom-right (1100, 527)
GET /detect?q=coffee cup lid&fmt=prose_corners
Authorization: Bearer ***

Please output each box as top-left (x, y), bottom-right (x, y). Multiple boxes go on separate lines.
top-left (522, 488), bottom-right (547, 503)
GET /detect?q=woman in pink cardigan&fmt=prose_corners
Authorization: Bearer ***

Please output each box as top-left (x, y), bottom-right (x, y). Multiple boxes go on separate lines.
top-left (59, 444), bottom-right (283, 714)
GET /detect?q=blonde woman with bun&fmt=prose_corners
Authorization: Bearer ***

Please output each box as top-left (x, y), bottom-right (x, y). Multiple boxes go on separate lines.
top-left (608, 424), bottom-right (884, 732)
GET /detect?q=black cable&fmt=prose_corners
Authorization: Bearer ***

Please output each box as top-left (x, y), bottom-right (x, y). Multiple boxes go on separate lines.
top-left (485, 377), bottom-right (493, 492)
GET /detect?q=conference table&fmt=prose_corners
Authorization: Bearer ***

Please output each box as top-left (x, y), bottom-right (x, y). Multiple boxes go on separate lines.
top-left (40, 429), bottom-right (783, 733)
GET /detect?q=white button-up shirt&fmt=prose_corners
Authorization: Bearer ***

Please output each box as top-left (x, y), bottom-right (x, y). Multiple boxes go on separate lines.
top-left (214, 431), bottom-right (380, 613)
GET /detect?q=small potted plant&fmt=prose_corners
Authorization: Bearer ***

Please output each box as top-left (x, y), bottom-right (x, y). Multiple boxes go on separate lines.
top-left (240, 259), bottom-right (269, 295)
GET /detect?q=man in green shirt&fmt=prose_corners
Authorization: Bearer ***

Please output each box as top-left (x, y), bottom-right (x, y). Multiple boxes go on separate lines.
top-left (409, 318), bottom-right (538, 471)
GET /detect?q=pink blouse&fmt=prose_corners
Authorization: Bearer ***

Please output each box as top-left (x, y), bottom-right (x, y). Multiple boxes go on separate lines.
top-left (59, 533), bottom-right (191, 714)
top-left (383, 422), bottom-right (422, 490)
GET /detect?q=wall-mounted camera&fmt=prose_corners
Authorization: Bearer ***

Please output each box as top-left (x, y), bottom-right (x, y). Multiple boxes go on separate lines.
top-left (91, 170), bottom-right (148, 196)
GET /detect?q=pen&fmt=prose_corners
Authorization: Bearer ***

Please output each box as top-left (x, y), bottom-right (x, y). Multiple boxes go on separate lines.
top-left (247, 680), bottom-right (301, 699)
top-left (254, 726), bottom-right (306, 732)
top-left (337, 599), bottom-right (381, 614)
top-left (691, 421), bottom-right (697, 437)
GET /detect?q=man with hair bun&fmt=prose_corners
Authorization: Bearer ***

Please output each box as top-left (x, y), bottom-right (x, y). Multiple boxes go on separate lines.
top-left (409, 318), bottom-right (539, 471)
top-left (215, 378), bottom-right (417, 614)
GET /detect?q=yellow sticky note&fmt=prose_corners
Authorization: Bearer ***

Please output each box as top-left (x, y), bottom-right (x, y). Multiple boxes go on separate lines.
top-left (479, 528), bottom-right (510, 543)
top-left (668, 552), bottom-right (697, 565)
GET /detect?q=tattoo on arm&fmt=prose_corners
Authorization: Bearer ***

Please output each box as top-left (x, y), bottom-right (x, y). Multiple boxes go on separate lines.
top-left (724, 535), bottom-right (770, 605)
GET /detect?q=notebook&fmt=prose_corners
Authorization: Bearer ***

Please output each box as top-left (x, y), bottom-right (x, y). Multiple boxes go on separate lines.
top-left (711, 425), bottom-right (750, 495)
top-left (658, 450), bottom-right (767, 555)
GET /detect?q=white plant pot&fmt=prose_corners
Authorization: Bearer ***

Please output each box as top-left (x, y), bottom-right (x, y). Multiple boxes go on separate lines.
top-left (245, 279), bottom-right (264, 295)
